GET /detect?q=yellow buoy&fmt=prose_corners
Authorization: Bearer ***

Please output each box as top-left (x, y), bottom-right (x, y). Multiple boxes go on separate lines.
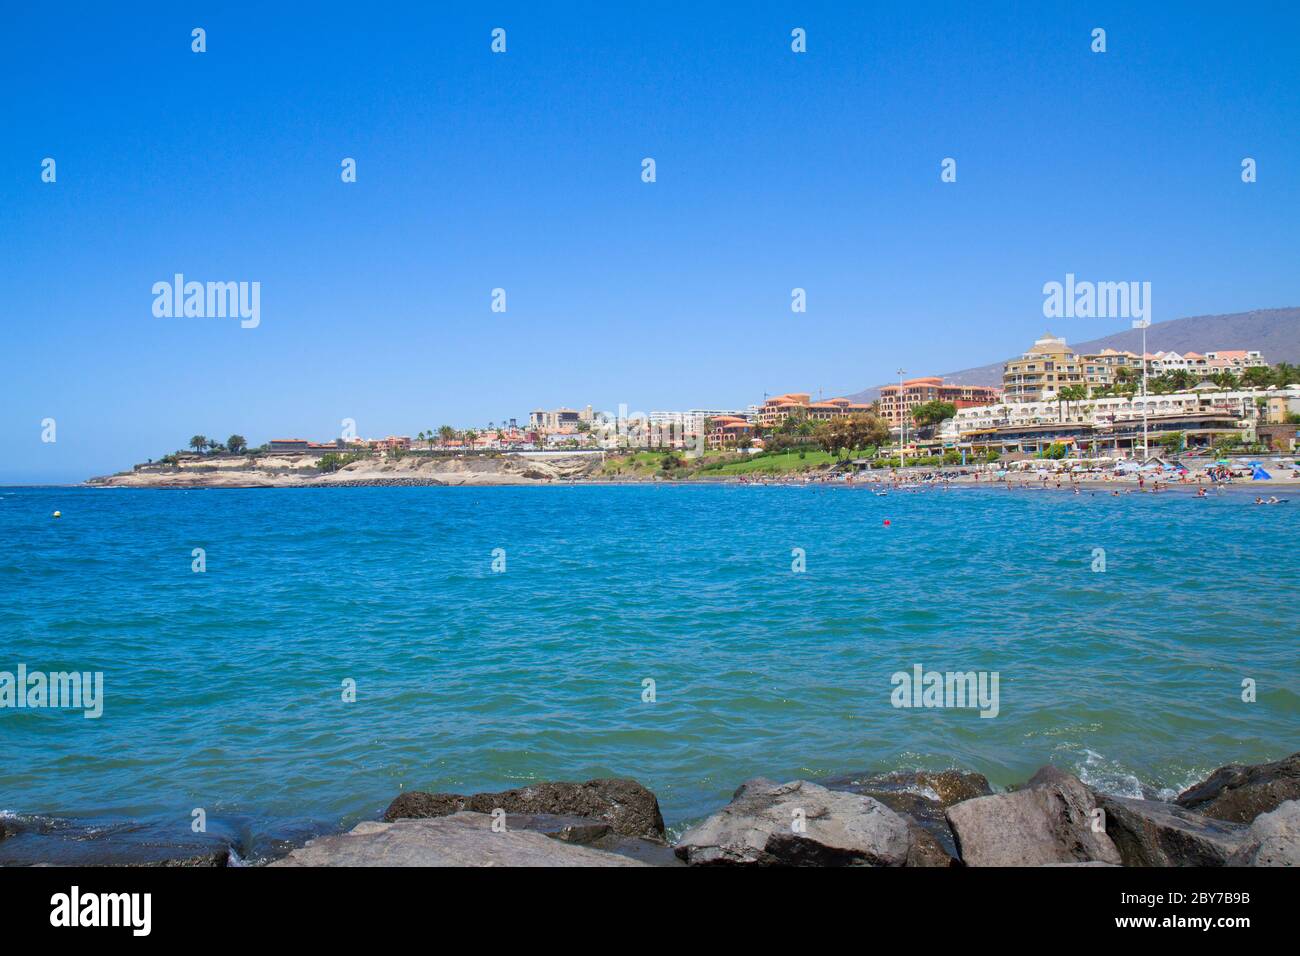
top-left (52, 511), bottom-right (61, 518)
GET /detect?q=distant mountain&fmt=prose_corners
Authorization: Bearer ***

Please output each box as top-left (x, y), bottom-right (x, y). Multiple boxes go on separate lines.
top-left (847, 307), bottom-right (1300, 402)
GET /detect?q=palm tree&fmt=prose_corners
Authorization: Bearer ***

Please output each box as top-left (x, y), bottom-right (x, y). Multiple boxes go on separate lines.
top-left (189, 435), bottom-right (208, 454)
top-left (438, 425), bottom-right (456, 447)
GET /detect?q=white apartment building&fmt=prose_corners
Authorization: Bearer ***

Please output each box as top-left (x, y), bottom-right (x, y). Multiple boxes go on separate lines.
top-left (939, 385), bottom-right (1299, 440)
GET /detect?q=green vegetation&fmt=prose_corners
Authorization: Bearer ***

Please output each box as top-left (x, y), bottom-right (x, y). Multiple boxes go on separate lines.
top-left (703, 450), bottom-right (838, 475)
top-left (814, 414), bottom-right (892, 458)
top-left (911, 401), bottom-right (957, 428)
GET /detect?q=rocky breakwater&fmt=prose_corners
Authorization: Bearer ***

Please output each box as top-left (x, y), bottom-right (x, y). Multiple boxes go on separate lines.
top-left (267, 753), bottom-right (1300, 867)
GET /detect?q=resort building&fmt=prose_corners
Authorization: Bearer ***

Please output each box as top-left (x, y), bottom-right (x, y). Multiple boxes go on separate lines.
top-left (1203, 349), bottom-right (1267, 374)
top-left (1080, 348), bottom-right (1143, 387)
top-left (707, 415), bottom-right (756, 449)
top-left (877, 377), bottom-right (1002, 426)
top-left (1003, 335), bottom-right (1269, 403)
top-left (268, 438), bottom-right (310, 452)
top-left (529, 405), bottom-right (594, 433)
top-left (756, 393), bottom-right (874, 427)
top-left (1002, 334), bottom-right (1086, 403)
top-left (940, 385), bottom-right (1300, 456)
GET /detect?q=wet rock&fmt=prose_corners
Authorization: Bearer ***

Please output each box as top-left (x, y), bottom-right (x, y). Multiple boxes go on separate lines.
top-left (1098, 794), bottom-right (1246, 866)
top-left (1176, 753), bottom-right (1300, 824)
top-left (674, 778), bottom-right (911, 866)
top-left (946, 766), bottom-right (1122, 867)
top-left (1228, 800), bottom-right (1300, 866)
top-left (384, 778), bottom-right (665, 841)
top-left (501, 813), bottom-right (612, 844)
top-left (822, 769), bottom-right (991, 858)
top-left (496, 812), bottom-right (683, 865)
top-left (123, 851), bottom-right (230, 867)
top-left (270, 813), bottom-right (649, 867)
top-left (823, 769), bottom-right (993, 806)
top-left (904, 821), bottom-right (958, 867)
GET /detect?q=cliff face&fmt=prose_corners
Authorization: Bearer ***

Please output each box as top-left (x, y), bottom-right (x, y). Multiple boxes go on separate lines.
top-left (86, 452), bottom-right (603, 488)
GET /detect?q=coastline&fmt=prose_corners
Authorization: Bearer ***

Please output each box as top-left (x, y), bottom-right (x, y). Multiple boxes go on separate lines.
top-left (79, 449), bottom-right (1300, 491)
top-left (3, 752), bottom-right (1296, 866)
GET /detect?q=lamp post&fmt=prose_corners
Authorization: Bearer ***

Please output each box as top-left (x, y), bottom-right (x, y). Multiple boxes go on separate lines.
top-left (1133, 318), bottom-right (1150, 458)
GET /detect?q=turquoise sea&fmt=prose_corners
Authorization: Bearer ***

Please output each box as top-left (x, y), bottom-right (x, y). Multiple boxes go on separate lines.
top-left (1, 484), bottom-right (1296, 860)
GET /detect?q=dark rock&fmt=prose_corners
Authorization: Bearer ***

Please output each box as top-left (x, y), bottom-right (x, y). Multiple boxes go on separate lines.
top-left (904, 821), bottom-right (958, 867)
top-left (271, 813), bottom-right (650, 867)
top-left (1227, 800), bottom-right (1300, 866)
top-left (945, 766), bottom-right (1122, 866)
top-left (1176, 753), bottom-right (1300, 824)
top-left (497, 813), bottom-right (683, 865)
top-left (500, 813), bottom-right (612, 844)
top-left (384, 778), bottom-right (665, 841)
top-left (122, 850), bottom-right (230, 867)
top-left (822, 769), bottom-right (991, 858)
top-left (823, 769), bottom-right (993, 806)
top-left (674, 778), bottom-right (912, 866)
top-left (1099, 794), bottom-right (1246, 866)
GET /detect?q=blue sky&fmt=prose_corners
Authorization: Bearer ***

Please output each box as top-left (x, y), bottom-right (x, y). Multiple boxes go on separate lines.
top-left (2, 1), bottom-right (1298, 482)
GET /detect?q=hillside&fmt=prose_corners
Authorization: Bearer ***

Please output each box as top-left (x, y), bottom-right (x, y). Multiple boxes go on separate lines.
top-left (847, 307), bottom-right (1300, 401)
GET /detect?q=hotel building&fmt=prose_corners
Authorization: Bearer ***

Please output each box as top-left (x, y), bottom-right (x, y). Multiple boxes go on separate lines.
top-left (877, 377), bottom-right (1002, 426)
top-left (756, 393), bottom-right (874, 427)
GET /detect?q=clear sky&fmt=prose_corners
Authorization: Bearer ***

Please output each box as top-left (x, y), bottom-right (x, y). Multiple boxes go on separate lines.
top-left (3, 1), bottom-right (1298, 482)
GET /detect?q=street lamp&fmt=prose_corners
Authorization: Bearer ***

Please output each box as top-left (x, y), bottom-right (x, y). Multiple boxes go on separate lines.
top-left (1133, 318), bottom-right (1150, 459)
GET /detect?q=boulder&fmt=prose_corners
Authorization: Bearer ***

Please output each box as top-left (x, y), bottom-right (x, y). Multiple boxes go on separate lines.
top-left (1228, 800), bottom-right (1300, 867)
top-left (1099, 794), bottom-right (1246, 866)
top-left (384, 778), bottom-right (665, 841)
top-left (270, 813), bottom-right (649, 867)
top-left (674, 778), bottom-right (912, 866)
top-left (946, 766), bottom-right (1122, 867)
top-left (1176, 753), bottom-right (1300, 824)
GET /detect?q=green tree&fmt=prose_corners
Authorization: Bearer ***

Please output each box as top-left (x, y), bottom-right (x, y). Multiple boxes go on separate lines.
top-left (1242, 366), bottom-right (1275, 388)
top-left (189, 435), bottom-right (208, 454)
top-left (438, 425), bottom-right (456, 447)
top-left (816, 414), bottom-right (891, 458)
top-left (911, 400), bottom-right (957, 428)
top-left (226, 434), bottom-right (247, 455)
